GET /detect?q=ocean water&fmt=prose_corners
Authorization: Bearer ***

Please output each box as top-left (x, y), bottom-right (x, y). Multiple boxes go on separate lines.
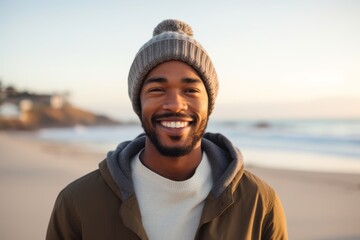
top-left (34, 119), bottom-right (360, 174)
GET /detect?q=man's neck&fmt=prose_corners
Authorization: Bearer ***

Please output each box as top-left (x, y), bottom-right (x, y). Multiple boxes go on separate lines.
top-left (140, 138), bottom-right (203, 181)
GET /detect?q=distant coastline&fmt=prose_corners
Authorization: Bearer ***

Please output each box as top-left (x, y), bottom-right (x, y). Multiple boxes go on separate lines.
top-left (0, 105), bottom-right (121, 130)
top-left (0, 82), bottom-right (121, 130)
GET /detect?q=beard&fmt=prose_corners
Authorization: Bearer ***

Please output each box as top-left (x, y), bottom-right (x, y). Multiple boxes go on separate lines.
top-left (141, 112), bottom-right (208, 157)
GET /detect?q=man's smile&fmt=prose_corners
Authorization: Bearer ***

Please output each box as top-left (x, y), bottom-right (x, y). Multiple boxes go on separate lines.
top-left (153, 112), bottom-right (195, 131)
top-left (160, 121), bottom-right (190, 129)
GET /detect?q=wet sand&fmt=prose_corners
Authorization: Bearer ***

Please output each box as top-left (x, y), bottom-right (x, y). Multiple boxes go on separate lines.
top-left (0, 132), bottom-right (359, 240)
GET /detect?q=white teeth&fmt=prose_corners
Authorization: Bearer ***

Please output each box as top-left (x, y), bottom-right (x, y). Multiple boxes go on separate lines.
top-left (161, 121), bottom-right (189, 128)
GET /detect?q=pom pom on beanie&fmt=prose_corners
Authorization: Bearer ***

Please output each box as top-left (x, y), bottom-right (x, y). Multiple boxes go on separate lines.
top-left (153, 19), bottom-right (193, 36)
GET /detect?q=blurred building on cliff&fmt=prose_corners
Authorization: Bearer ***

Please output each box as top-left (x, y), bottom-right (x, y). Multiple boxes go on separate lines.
top-left (0, 81), bottom-right (68, 120)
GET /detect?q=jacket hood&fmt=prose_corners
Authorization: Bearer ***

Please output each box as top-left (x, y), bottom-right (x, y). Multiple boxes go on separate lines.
top-left (105, 132), bottom-right (244, 201)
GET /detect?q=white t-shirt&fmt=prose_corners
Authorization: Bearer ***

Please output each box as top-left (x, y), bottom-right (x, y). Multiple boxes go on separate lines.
top-left (131, 151), bottom-right (213, 240)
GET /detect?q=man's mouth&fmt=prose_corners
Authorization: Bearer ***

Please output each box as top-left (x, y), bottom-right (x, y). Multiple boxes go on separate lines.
top-left (153, 113), bottom-right (195, 130)
top-left (160, 121), bottom-right (190, 129)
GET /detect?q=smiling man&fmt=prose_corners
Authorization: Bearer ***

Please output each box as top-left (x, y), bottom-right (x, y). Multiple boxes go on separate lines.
top-left (47, 19), bottom-right (288, 240)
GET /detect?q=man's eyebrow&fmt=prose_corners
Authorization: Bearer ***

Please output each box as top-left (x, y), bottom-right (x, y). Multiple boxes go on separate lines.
top-left (143, 77), bottom-right (202, 85)
top-left (143, 77), bottom-right (167, 86)
top-left (182, 77), bottom-right (202, 84)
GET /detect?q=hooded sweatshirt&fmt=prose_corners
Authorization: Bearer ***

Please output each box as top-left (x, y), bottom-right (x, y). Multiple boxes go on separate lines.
top-left (46, 132), bottom-right (288, 240)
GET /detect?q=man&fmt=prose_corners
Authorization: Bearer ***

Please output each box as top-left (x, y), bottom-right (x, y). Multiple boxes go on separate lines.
top-left (47, 19), bottom-right (288, 240)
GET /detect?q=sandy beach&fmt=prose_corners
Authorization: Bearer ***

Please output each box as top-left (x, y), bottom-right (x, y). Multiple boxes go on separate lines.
top-left (1, 131), bottom-right (359, 240)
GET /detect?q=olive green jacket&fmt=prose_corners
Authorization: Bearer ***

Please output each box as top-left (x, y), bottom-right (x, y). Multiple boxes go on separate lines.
top-left (46, 133), bottom-right (288, 240)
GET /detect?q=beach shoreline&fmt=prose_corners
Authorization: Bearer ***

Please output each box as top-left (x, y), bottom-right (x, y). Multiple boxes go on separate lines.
top-left (1, 131), bottom-right (359, 240)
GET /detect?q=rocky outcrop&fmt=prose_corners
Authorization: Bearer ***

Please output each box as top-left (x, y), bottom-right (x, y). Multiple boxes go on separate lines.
top-left (0, 105), bottom-right (120, 130)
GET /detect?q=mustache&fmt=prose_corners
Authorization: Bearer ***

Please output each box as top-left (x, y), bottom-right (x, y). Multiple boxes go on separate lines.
top-left (152, 112), bottom-right (196, 122)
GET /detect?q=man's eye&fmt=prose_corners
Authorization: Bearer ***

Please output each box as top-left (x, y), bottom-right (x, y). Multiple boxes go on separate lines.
top-left (148, 88), bottom-right (164, 93)
top-left (185, 88), bottom-right (199, 93)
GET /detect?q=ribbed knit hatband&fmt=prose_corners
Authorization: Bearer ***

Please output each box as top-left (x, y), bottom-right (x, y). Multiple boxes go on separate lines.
top-left (128, 19), bottom-right (219, 116)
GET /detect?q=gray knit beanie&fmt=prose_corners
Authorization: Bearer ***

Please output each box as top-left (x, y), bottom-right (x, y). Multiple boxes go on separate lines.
top-left (128, 19), bottom-right (219, 116)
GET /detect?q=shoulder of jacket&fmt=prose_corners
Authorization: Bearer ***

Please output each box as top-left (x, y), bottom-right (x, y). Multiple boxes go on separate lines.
top-left (59, 169), bottom-right (105, 200)
top-left (59, 160), bottom-right (124, 202)
top-left (237, 170), bottom-right (277, 210)
top-left (243, 170), bottom-right (274, 190)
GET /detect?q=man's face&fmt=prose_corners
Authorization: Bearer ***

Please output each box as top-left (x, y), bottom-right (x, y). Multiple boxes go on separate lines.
top-left (140, 60), bottom-right (209, 157)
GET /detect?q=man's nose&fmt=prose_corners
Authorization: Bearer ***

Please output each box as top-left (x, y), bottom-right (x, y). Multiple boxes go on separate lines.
top-left (162, 91), bottom-right (188, 112)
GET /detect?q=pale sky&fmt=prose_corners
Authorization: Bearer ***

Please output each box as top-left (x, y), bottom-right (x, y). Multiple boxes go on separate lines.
top-left (1, 0), bottom-right (359, 121)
